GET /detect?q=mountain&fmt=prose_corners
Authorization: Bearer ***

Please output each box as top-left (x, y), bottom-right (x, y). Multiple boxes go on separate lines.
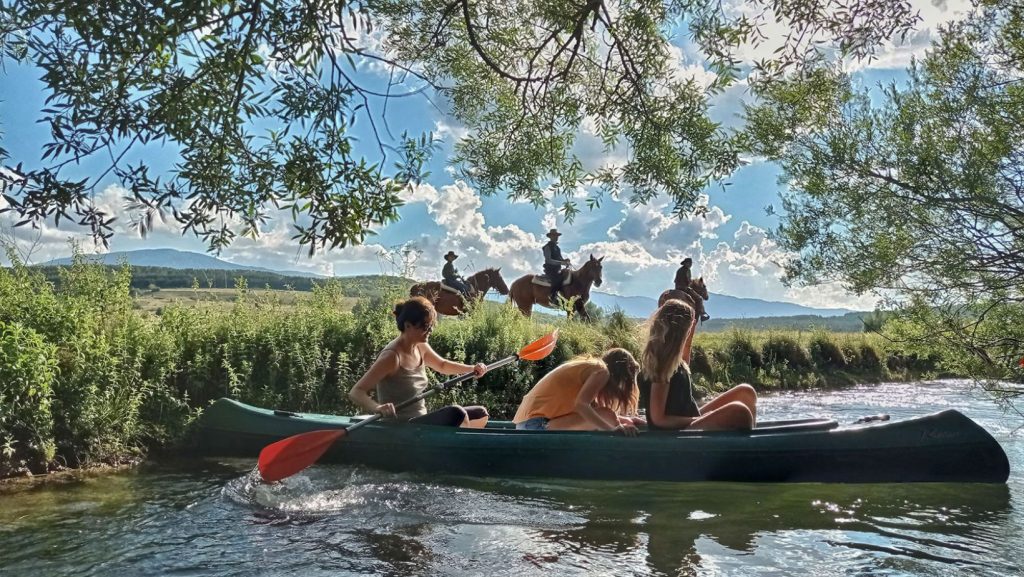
top-left (40, 248), bottom-right (324, 278)
top-left (588, 291), bottom-right (857, 319)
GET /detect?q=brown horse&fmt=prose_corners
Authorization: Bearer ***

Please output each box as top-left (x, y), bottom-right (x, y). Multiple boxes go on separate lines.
top-left (410, 268), bottom-right (510, 316)
top-left (508, 254), bottom-right (604, 321)
top-left (658, 277), bottom-right (710, 319)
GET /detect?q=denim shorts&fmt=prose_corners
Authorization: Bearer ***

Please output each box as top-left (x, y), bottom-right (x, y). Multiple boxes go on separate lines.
top-left (516, 417), bottom-right (550, 430)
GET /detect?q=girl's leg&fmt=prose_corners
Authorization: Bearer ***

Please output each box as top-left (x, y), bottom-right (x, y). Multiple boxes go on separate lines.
top-left (463, 405), bottom-right (490, 428)
top-left (700, 384), bottom-right (757, 426)
top-left (410, 405), bottom-right (468, 427)
top-left (690, 401), bottom-right (754, 431)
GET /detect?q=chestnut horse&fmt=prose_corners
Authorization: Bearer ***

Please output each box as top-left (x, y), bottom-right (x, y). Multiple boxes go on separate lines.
top-left (658, 277), bottom-right (710, 319)
top-left (410, 268), bottom-right (510, 316)
top-left (508, 255), bottom-right (604, 321)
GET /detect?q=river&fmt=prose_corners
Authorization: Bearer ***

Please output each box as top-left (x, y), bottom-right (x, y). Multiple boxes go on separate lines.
top-left (1, 381), bottom-right (1021, 576)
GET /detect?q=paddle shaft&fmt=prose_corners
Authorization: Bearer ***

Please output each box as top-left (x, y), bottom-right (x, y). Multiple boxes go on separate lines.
top-left (345, 354), bottom-right (519, 435)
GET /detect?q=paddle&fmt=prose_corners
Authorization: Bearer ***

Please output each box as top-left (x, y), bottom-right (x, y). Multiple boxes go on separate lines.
top-left (257, 330), bottom-right (560, 483)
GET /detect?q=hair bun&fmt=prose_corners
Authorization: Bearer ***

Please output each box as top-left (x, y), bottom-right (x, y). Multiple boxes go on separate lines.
top-left (392, 303), bottom-right (403, 317)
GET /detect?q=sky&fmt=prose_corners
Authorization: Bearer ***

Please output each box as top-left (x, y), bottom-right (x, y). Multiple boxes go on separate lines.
top-left (0, 0), bottom-right (972, 308)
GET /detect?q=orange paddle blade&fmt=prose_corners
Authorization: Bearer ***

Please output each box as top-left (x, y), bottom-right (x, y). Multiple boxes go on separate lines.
top-left (519, 330), bottom-right (559, 361)
top-left (258, 429), bottom-right (346, 483)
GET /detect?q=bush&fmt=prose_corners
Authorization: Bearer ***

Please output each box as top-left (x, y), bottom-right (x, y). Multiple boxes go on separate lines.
top-left (761, 335), bottom-right (811, 370)
top-left (0, 321), bottom-right (57, 473)
top-left (726, 332), bottom-right (764, 370)
top-left (809, 335), bottom-right (848, 370)
top-left (689, 345), bottom-right (714, 377)
top-left (858, 344), bottom-right (883, 372)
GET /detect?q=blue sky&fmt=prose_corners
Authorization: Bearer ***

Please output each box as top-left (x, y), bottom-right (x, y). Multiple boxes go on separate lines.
top-left (0, 0), bottom-right (970, 308)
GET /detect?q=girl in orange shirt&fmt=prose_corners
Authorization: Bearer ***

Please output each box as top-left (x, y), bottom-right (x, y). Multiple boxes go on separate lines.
top-left (513, 348), bottom-right (641, 435)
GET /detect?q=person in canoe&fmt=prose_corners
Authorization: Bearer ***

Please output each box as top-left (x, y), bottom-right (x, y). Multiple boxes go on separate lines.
top-left (348, 296), bottom-right (490, 427)
top-left (640, 299), bottom-right (756, 431)
top-left (513, 348), bottom-right (643, 434)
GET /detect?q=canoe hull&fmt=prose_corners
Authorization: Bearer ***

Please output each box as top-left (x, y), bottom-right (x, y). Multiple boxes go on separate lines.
top-left (195, 398), bottom-right (1010, 483)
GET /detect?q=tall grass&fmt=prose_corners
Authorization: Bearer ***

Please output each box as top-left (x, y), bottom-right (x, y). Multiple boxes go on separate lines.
top-left (0, 253), bottom-right (937, 476)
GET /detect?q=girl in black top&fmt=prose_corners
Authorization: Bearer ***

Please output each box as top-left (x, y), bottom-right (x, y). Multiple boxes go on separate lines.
top-left (640, 299), bottom-right (756, 431)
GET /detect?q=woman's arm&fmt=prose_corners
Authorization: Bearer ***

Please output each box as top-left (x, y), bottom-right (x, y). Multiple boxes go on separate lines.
top-left (421, 344), bottom-right (487, 377)
top-left (348, 351), bottom-right (400, 417)
top-left (648, 379), bottom-right (697, 430)
top-left (574, 369), bottom-right (636, 435)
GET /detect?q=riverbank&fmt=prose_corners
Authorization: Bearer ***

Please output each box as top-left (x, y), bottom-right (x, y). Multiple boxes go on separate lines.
top-left (0, 257), bottom-right (939, 478)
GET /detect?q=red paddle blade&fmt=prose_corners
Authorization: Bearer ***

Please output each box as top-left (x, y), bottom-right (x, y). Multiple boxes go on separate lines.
top-left (257, 429), bottom-right (346, 483)
top-left (519, 330), bottom-right (559, 361)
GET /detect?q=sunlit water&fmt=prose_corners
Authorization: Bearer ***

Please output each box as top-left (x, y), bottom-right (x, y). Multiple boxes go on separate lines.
top-left (2, 381), bottom-right (1022, 576)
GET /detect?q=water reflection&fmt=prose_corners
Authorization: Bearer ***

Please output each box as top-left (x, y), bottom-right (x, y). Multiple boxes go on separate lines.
top-left (450, 476), bottom-right (1015, 576)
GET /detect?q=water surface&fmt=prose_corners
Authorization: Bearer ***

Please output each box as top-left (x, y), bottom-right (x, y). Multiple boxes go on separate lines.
top-left (1, 381), bottom-right (1021, 576)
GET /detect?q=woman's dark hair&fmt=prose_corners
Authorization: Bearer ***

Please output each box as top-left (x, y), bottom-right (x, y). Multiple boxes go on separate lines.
top-left (394, 296), bottom-right (437, 332)
top-left (598, 348), bottom-right (640, 415)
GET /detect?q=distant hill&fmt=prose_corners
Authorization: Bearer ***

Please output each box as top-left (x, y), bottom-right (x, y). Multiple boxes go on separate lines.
top-left (588, 291), bottom-right (857, 320)
top-left (40, 248), bottom-right (324, 278)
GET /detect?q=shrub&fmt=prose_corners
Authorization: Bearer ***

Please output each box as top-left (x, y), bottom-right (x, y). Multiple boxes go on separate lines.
top-left (761, 335), bottom-right (811, 370)
top-left (689, 345), bottom-right (714, 377)
top-left (858, 344), bottom-right (883, 372)
top-left (0, 321), bottom-right (58, 473)
top-left (726, 332), bottom-right (764, 370)
top-left (809, 335), bottom-right (848, 370)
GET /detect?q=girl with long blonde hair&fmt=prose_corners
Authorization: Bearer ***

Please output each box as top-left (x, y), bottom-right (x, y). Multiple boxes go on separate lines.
top-left (640, 299), bottom-right (756, 431)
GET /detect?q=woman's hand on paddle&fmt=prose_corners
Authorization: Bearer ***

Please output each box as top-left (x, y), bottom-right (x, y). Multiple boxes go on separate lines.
top-left (375, 403), bottom-right (397, 418)
top-left (472, 362), bottom-right (487, 378)
top-left (614, 423), bottom-right (639, 437)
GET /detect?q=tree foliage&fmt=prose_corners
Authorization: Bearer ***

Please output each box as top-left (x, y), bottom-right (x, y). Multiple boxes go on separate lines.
top-left (746, 0), bottom-right (1024, 388)
top-left (0, 0), bottom-right (916, 251)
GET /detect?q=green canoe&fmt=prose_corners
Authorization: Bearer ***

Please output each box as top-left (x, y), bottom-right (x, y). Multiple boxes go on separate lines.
top-left (195, 398), bottom-right (1010, 483)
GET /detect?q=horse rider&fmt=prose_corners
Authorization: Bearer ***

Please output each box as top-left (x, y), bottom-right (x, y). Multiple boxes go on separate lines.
top-left (543, 229), bottom-right (571, 303)
top-left (674, 257), bottom-right (710, 321)
top-left (442, 251), bottom-right (471, 300)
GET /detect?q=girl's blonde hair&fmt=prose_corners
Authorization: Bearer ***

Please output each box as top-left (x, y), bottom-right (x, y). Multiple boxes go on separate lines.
top-left (596, 348), bottom-right (640, 415)
top-left (641, 299), bottom-right (695, 385)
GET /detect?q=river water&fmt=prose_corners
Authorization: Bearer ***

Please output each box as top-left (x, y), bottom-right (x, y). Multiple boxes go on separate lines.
top-left (1, 381), bottom-right (1021, 576)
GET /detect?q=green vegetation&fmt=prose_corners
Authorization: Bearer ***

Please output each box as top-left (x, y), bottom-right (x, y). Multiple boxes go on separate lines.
top-left (0, 255), bottom-right (937, 478)
top-left (746, 1), bottom-right (1024, 390)
top-left (1, 0), bottom-right (915, 251)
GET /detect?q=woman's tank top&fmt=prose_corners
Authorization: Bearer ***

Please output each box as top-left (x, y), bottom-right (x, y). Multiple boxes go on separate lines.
top-left (638, 365), bottom-right (699, 430)
top-left (376, 345), bottom-right (429, 421)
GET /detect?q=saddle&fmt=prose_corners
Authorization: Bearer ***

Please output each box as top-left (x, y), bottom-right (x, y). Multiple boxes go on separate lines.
top-left (439, 281), bottom-right (462, 294)
top-left (531, 270), bottom-right (573, 287)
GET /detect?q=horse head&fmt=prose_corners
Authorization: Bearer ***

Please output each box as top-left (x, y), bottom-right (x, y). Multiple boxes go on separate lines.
top-left (486, 267), bottom-right (510, 295)
top-left (578, 254), bottom-right (604, 287)
top-left (693, 276), bottom-right (709, 300)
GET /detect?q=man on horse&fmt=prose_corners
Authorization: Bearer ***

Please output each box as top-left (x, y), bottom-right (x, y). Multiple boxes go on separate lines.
top-left (542, 229), bottom-right (571, 303)
top-left (675, 257), bottom-right (710, 321)
top-left (442, 251), bottom-right (471, 300)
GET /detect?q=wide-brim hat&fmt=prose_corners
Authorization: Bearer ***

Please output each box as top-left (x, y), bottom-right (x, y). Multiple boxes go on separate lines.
top-left (444, 251), bottom-right (458, 261)
top-left (546, 229), bottom-right (562, 239)
top-left (680, 257), bottom-right (692, 265)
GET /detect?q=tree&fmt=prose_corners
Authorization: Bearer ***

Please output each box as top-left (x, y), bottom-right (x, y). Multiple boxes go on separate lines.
top-left (745, 0), bottom-right (1024, 392)
top-left (1, 0), bottom-right (917, 253)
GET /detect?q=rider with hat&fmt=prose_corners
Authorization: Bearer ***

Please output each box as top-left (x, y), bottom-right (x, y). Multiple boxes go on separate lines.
top-left (674, 257), bottom-right (710, 321)
top-left (442, 251), bottom-right (471, 300)
top-left (543, 229), bottom-right (571, 303)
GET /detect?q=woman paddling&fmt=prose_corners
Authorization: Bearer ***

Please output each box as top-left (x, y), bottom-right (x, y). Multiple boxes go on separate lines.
top-left (349, 296), bottom-right (490, 427)
top-left (640, 299), bottom-right (756, 431)
top-left (513, 348), bottom-right (642, 434)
